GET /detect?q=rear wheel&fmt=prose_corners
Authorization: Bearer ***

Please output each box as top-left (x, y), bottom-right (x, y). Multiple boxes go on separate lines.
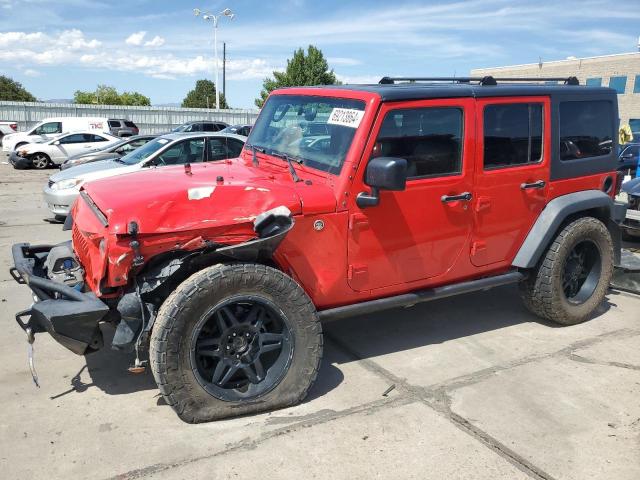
top-left (31, 153), bottom-right (50, 169)
top-left (150, 263), bottom-right (322, 423)
top-left (520, 216), bottom-right (613, 325)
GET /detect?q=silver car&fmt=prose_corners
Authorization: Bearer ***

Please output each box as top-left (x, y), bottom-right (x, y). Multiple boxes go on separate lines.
top-left (44, 132), bottom-right (246, 217)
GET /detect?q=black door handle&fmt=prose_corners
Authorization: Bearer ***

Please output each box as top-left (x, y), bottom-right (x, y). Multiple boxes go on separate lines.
top-left (441, 192), bottom-right (472, 203)
top-left (521, 180), bottom-right (546, 190)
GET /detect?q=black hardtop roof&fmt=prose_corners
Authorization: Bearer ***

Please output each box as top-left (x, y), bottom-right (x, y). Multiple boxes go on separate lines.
top-left (290, 82), bottom-right (616, 102)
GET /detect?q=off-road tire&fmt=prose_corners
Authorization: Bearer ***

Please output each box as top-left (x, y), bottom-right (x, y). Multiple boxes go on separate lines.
top-left (150, 263), bottom-right (323, 423)
top-left (520, 216), bottom-right (613, 325)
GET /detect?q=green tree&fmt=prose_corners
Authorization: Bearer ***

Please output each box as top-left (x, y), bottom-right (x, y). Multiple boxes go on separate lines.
top-left (255, 45), bottom-right (337, 108)
top-left (181, 79), bottom-right (228, 109)
top-left (0, 75), bottom-right (37, 102)
top-left (73, 85), bottom-right (150, 106)
top-left (120, 91), bottom-right (151, 106)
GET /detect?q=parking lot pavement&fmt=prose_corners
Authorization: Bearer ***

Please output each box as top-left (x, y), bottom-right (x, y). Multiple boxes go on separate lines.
top-left (0, 159), bottom-right (639, 479)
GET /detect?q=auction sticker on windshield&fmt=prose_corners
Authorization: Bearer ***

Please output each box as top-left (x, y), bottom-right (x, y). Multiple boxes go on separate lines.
top-left (327, 108), bottom-right (365, 128)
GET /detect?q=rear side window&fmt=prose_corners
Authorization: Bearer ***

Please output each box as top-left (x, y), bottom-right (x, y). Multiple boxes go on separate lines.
top-left (202, 123), bottom-right (215, 132)
top-left (91, 134), bottom-right (108, 142)
top-left (559, 101), bottom-right (613, 161)
top-left (124, 121), bottom-right (137, 128)
top-left (483, 103), bottom-right (543, 169)
top-left (373, 107), bottom-right (463, 179)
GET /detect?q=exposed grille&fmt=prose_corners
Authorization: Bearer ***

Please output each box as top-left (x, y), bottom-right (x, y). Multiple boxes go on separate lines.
top-left (48, 180), bottom-right (54, 188)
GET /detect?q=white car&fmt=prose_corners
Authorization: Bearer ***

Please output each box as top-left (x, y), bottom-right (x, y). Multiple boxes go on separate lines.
top-left (44, 132), bottom-right (246, 216)
top-left (12, 131), bottom-right (120, 169)
top-left (0, 121), bottom-right (18, 138)
top-left (1, 116), bottom-right (116, 152)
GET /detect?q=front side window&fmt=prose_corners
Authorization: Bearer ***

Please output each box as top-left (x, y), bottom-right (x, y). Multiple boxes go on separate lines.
top-left (372, 107), bottom-right (463, 179)
top-left (559, 101), bottom-right (613, 161)
top-left (108, 120), bottom-right (120, 127)
top-left (120, 137), bottom-right (171, 165)
top-left (33, 122), bottom-right (62, 135)
top-left (248, 95), bottom-right (366, 175)
top-left (483, 103), bottom-right (543, 169)
top-left (155, 138), bottom-right (205, 165)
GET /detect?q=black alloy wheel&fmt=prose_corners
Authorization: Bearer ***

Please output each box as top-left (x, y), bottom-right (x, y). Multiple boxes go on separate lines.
top-left (561, 239), bottom-right (601, 305)
top-left (190, 296), bottom-right (293, 401)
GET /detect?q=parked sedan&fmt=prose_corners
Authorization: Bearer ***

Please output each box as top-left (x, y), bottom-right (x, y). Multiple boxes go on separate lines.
top-left (171, 121), bottom-right (229, 132)
top-left (44, 132), bottom-right (246, 217)
top-left (60, 134), bottom-right (157, 170)
top-left (10, 131), bottom-right (121, 169)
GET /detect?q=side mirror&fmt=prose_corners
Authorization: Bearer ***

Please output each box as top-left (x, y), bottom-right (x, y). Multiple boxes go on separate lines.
top-left (53, 140), bottom-right (61, 145)
top-left (356, 157), bottom-right (407, 208)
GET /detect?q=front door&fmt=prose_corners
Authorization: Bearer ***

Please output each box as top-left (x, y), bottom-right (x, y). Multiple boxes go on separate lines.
top-left (347, 98), bottom-right (475, 292)
top-left (470, 97), bottom-right (550, 267)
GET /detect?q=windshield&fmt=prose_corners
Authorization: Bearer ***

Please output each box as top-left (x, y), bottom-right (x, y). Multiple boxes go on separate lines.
top-left (119, 137), bottom-right (170, 165)
top-left (248, 95), bottom-right (366, 175)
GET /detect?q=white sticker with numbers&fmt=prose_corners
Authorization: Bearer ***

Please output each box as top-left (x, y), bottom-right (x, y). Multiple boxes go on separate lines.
top-left (327, 108), bottom-right (365, 128)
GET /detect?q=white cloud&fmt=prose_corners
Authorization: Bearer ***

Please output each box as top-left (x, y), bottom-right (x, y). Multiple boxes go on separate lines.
top-left (23, 69), bottom-right (41, 77)
top-left (144, 35), bottom-right (165, 48)
top-left (328, 57), bottom-right (361, 67)
top-left (125, 31), bottom-right (146, 46)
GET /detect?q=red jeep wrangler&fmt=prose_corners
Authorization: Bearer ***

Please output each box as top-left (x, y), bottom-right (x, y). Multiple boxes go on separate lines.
top-left (11, 76), bottom-right (627, 422)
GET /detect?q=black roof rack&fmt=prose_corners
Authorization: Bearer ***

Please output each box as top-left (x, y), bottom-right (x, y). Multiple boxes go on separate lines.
top-left (378, 76), bottom-right (580, 86)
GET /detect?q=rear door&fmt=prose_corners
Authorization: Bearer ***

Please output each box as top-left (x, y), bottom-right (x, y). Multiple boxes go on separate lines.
top-left (470, 97), bottom-right (550, 267)
top-left (347, 98), bottom-right (475, 291)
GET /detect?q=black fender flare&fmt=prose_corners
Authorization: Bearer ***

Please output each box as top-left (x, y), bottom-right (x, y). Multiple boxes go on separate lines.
top-left (512, 190), bottom-right (625, 269)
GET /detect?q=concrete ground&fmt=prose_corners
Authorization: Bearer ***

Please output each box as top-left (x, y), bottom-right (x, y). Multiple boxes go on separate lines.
top-left (0, 154), bottom-right (639, 480)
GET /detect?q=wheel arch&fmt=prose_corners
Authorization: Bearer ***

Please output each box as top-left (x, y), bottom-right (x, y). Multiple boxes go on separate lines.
top-left (512, 190), bottom-right (622, 269)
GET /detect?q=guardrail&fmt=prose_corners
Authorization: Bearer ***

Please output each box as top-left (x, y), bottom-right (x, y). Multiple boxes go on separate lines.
top-left (0, 101), bottom-right (260, 134)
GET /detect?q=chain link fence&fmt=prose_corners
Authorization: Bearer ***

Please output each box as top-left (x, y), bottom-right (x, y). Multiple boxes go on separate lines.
top-left (0, 101), bottom-right (260, 134)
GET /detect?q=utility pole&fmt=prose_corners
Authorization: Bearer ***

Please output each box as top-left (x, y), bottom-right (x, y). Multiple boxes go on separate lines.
top-left (223, 42), bottom-right (226, 100)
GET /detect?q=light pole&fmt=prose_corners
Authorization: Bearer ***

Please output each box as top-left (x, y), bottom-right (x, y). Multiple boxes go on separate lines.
top-left (193, 7), bottom-right (234, 110)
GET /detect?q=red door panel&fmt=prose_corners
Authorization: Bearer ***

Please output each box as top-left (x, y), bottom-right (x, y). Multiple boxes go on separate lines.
top-left (347, 98), bottom-right (476, 292)
top-left (471, 97), bottom-right (551, 267)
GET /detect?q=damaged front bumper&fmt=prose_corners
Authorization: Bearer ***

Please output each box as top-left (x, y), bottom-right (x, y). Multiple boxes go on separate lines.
top-left (11, 243), bottom-right (109, 355)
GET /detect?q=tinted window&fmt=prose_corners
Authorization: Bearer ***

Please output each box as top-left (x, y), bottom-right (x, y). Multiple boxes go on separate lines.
top-left (59, 133), bottom-right (90, 144)
top-left (207, 137), bottom-right (244, 161)
top-left (214, 123), bottom-right (227, 131)
top-left (586, 78), bottom-right (602, 87)
top-left (91, 134), bottom-right (108, 142)
top-left (483, 103), bottom-right (543, 169)
top-left (609, 76), bottom-right (627, 94)
top-left (559, 101), bottom-right (613, 161)
top-left (34, 122), bottom-right (62, 135)
top-left (156, 138), bottom-right (205, 165)
top-left (373, 107), bottom-right (463, 178)
top-left (124, 121), bottom-right (136, 127)
top-left (120, 138), bottom-right (169, 165)
top-left (202, 123), bottom-right (215, 132)
top-left (108, 120), bottom-right (120, 127)
top-left (190, 123), bottom-right (202, 132)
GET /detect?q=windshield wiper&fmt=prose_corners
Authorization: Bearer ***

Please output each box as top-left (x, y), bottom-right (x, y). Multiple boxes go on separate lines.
top-left (246, 143), bottom-right (265, 167)
top-left (269, 150), bottom-right (302, 182)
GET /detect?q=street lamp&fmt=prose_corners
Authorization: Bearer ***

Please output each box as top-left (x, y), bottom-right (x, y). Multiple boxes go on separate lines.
top-left (193, 7), bottom-right (234, 110)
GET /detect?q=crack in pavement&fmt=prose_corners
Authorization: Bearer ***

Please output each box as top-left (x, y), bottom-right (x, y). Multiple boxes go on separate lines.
top-left (106, 395), bottom-right (413, 480)
top-left (93, 324), bottom-right (640, 479)
top-left (567, 353), bottom-right (640, 371)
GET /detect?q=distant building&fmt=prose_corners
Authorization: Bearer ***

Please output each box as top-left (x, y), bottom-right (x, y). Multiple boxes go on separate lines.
top-left (472, 52), bottom-right (640, 133)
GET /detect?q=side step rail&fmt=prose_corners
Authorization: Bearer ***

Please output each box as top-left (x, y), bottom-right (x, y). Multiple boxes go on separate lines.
top-left (318, 271), bottom-right (525, 322)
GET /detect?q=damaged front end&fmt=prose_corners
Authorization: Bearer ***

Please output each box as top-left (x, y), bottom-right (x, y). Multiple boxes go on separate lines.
top-left (10, 205), bottom-right (295, 380)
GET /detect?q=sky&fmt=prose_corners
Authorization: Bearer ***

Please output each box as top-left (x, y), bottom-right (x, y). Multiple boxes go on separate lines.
top-left (0, 0), bottom-right (638, 109)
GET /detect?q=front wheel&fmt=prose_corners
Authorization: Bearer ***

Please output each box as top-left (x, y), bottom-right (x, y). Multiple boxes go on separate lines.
top-left (31, 153), bottom-right (50, 169)
top-left (520, 216), bottom-right (613, 325)
top-left (150, 263), bottom-right (323, 423)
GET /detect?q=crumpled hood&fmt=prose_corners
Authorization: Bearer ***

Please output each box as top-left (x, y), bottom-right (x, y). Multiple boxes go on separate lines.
top-left (81, 159), bottom-right (337, 235)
